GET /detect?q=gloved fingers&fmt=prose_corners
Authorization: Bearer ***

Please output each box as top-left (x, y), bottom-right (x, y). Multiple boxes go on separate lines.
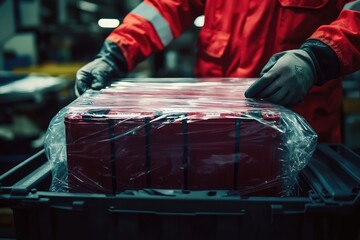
top-left (245, 72), bottom-right (279, 98)
top-left (260, 59), bottom-right (276, 77)
top-left (263, 87), bottom-right (288, 104)
top-left (74, 84), bottom-right (81, 97)
top-left (260, 52), bottom-right (286, 77)
top-left (253, 77), bottom-right (285, 99)
top-left (91, 71), bottom-right (110, 90)
top-left (91, 60), bottom-right (119, 90)
top-left (76, 66), bottom-right (93, 95)
top-left (75, 60), bottom-right (113, 94)
top-left (280, 91), bottom-right (302, 106)
top-left (260, 77), bottom-right (305, 106)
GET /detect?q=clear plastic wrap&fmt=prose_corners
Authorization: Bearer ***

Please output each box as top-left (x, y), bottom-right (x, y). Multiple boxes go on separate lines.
top-left (44, 78), bottom-right (317, 196)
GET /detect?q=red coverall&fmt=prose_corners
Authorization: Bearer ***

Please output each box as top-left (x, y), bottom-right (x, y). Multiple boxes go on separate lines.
top-left (107, 0), bottom-right (360, 143)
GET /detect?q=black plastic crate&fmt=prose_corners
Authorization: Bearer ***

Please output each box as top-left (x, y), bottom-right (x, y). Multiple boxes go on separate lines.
top-left (1, 144), bottom-right (360, 240)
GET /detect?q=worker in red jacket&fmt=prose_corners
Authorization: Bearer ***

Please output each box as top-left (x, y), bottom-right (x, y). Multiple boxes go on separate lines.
top-left (76, 0), bottom-right (360, 143)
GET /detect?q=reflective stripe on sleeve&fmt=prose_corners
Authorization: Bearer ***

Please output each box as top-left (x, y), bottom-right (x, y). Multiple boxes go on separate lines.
top-left (344, 0), bottom-right (360, 10)
top-left (131, 2), bottom-right (174, 47)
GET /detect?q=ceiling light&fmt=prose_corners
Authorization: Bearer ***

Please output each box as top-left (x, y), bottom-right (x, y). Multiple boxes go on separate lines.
top-left (98, 18), bottom-right (120, 28)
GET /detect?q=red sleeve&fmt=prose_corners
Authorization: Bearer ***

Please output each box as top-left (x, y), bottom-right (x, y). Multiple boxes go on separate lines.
top-left (106, 0), bottom-right (205, 71)
top-left (309, 6), bottom-right (360, 75)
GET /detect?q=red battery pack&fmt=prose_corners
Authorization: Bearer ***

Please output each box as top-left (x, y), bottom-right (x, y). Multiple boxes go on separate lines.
top-left (65, 108), bottom-right (281, 194)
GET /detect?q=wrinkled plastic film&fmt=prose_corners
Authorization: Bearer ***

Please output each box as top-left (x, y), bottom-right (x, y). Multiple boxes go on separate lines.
top-left (45, 78), bottom-right (317, 196)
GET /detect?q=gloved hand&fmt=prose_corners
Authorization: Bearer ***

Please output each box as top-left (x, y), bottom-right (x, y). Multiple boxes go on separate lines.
top-left (245, 49), bottom-right (316, 106)
top-left (75, 40), bottom-right (128, 96)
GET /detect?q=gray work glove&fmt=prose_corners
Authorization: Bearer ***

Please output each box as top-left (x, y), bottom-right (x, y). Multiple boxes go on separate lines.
top-left (245, 49), bottom-right (316, 106)
top-left (75, 40), bottom-right (127, 96)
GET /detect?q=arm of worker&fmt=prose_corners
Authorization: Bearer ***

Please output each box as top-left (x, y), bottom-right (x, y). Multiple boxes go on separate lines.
top-left (245, 1), bottom-right (360, 106)
top-left (75, 0), bottom-right (205, 95)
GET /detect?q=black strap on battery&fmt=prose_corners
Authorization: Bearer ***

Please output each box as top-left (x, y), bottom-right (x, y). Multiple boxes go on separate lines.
top-left (145, 117), bottom-right (151, 188)
top-left (182, 119), bottom-right (188, 190)
top-left (234, 119), bottom-right (241, 190)
top-left (108, 119), bottom-right (117, 194)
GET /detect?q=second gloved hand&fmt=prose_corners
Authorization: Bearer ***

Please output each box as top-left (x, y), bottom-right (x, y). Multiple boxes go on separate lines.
top-left (245, 49), bottom-right (316, 106)
top-left (75, 40), bottom-right (128, 96)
